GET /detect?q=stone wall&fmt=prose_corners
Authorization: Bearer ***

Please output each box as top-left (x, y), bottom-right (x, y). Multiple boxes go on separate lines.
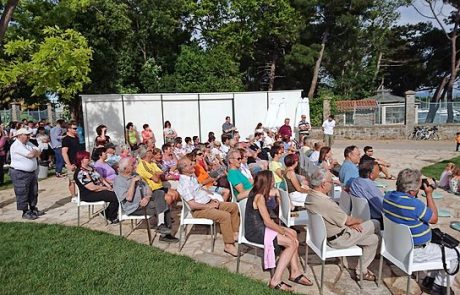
top-left (306, 123), bottom-right (460, 140)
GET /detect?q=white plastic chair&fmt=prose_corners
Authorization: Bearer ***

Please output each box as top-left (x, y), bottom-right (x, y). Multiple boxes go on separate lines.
top-left (236, 198), bottom-right (267, 273)
top-left (76, 186), bottom-right (108, 226)
top-left (229, 180), bottom-right (238, 202)
top-left (338, 191), bottom-right (352, 214)
top-left (306, 212), bottom-right (363, 294)
top-left (350, 195), bottom-right (371, 221)
top-left (377, 215), bottom-right (451, 295)
top-left (278, 189), bottom-right (308, 227)
top-left (178, 197), bottom-right (216, 252)
top-left (118, 201), bottom-right (155, 245)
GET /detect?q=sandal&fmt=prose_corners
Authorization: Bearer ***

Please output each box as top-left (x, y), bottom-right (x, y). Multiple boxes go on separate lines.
top-left (356, 271), bottom-right (376, 281)
top-left (269, 281), bottom-right (293, 292)
top-left (289, 274), bottom-right (313, 286)
top-left (386, 175), bottom-right (396, 180)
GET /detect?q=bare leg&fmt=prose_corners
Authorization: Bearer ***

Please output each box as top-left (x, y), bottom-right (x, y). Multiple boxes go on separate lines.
top-left (269, 233), bottom-right (296, 291)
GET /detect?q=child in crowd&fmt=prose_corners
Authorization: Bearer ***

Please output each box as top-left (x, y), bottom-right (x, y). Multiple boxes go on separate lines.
top-left (439, 162), bottom-right (455, 190)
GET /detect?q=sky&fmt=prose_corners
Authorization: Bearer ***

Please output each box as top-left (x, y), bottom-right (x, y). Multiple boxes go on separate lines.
top-left (398, 0), bottom-right (454, 28)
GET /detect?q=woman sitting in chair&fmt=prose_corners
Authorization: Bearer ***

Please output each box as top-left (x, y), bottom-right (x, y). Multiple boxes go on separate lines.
top-left (74, 151), bottom-right (119, 223)
top-left (245, 171), bottom-right (313, 292)
top-left (284, 154), bottom-right (310, 207)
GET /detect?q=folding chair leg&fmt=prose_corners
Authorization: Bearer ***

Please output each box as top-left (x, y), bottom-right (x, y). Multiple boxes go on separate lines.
top-left (236, 243), bottom-right (241, 273)
top-left (178, 225), bottom-right (183, 251)
top-left (406, 275), bottom-right (411, 295)
top-left (145, 216), bottom-right (153, 246)
top-left (211, 224), bottom-right (215, 252)
top-left (359, 256), bottom-right (363, 289)
top-left (119, 220), bottom-right (123, 236)
top-left (320, 260), bottom-right (325, 295)
top-left (377, 255), bottom-right (383, 287)
top-left (304, 245), bottom-right (309, 272)
top-left (88, 206), bottom-right (91, 219)
top-left (448, 275), bottom-right (451, 295)
top-left (77, 206), bottom-right (80, 226)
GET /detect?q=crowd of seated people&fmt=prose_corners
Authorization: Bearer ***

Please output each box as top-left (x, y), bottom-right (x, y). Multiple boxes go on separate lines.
top-left (7, 116), bottom-right (459, 294)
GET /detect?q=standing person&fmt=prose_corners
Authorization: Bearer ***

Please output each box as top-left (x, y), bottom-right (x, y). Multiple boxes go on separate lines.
top-left (62, 121), bottom-right (80, 200)
top-left (245, 171), bottom-right (313, 291)
top-left (125, 122), bottom-right (140, 151)
top-left (322, 115), bottom-right (336, 147)
top-left (50, 119), bottom-right (65, 177)
top-left (9, 128), bottom-right (43, 220)
top-left (298, 115), bottom-right (311, 142)
top-left (456, 132), bottom-right (460, 152)
top-left (278, 118), bottom-right (292, 142)
top-left (141, 123), bottom-right (155, 145)
top-left (222, 116), bottom-right (236, 138)
top-left (0, 126), bottom-right (8, 185)
top-left (163, 121), bottom-right (177, 144)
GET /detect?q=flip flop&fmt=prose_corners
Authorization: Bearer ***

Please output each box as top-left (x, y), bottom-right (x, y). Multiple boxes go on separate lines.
top-left (269, 281), bottom-right (293, 292)
top-left (450, 221), bottom-right (460, 231)
top-left (223, 249), bottom-right (238, 257)
top-left (289, 274), bottom-right (313, 286)
top-left (386, 176), bottom-right (396, 180)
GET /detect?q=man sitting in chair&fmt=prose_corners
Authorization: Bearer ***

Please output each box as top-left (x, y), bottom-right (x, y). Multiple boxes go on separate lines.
top-left (349, 159), bottom-right (384, 223)
top-left (383, 169), bottom-right (458, 295)
top-left (305, 168), bottom-right (381, 281)
top-left (177, 156), bottom-right (240, 257)
top-left (113, 157), bottom-right (178, 243)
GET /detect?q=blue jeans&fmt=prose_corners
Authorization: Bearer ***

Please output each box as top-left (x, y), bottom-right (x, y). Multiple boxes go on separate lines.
top-left (53, 147), bottom-right (64, 173)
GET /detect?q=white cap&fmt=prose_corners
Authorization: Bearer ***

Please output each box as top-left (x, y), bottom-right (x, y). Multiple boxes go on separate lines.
top-left (15, 128), bottom-right (32, 136)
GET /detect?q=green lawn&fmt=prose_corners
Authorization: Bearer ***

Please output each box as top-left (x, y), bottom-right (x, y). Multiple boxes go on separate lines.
top-left (0, 222), bottom-right (280, 295)
top-left (421, 155), bottom-right (460, 180)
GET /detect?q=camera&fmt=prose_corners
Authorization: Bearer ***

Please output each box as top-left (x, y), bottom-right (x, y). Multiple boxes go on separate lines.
top-left (420, 178), bottom-right (437, 190)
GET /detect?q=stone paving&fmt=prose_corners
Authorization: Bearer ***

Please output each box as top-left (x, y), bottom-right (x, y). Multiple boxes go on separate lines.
top-left (1, 139), bottom-right (459, 294)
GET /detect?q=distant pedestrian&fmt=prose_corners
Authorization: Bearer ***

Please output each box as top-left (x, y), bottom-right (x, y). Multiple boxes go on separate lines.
top-left (456, 132), bottom-right (460, 152)
top-left (322, 115), bottom-right (336, 147)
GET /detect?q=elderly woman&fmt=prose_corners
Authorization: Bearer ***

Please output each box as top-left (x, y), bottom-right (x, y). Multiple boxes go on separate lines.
top-left (136, 146), bottom-right (180, 205)
top-left (92, 147), bottom-right (117, 184)
top-left (163, 121), bottom-right (177, 144)
top-left (284, 154), bottom-right (310, 206)
top-left (245, 171), bottom-right (313, 291)
top-left (74, 150), bottom-right (119, 223)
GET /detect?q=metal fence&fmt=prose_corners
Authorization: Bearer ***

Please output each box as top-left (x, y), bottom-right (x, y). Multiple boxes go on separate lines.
top-left (336, 101), bottom-right (460, 126)
top-left (0, 106), bottom-right (65, 125)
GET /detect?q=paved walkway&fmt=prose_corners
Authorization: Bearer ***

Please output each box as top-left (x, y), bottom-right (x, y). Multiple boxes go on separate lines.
top-left (1, 139), bottom-right (459, 294)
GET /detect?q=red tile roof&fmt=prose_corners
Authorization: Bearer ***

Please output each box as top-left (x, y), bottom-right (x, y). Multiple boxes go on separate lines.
top-left (336, 99), bottom-right (378, 111)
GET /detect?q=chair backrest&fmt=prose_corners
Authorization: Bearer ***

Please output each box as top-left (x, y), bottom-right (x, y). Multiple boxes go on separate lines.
top-left (180, 196), bottom-right (193, 223)
top-left (382, 215), bottom-right (414, 272)
top-left (278, 189), bottom-right (292, 226)
top-left (228, 180), bottom-right (237, 202)
top-left (306, 212), bottom-right (327, 257)
top-left (338, 191), bottom-right (351, 214)
top-left (350, 195), bottom-right (371, 221)
top-left (237, 198), bottom-right (248, 243)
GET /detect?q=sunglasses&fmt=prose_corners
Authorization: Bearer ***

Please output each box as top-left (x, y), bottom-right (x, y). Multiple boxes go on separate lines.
top-left (233, 157), bottom-right (242, 161)
top-left (196, 153), bottom-right (203, 156)
top-left (71, 127), bottom-right (77, 130)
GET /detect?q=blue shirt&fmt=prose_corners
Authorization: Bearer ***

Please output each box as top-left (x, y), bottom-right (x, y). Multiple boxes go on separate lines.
top-left (339, 160), bottom-right (359, 187)
top-left (349, 177), bottom-right (383, 219)
top-left (383, 191), bottom-right (432, 246)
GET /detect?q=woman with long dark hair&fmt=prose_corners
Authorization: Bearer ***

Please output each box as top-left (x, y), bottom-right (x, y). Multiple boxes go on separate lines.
top-left (245, 171), bottom-right (313, 292)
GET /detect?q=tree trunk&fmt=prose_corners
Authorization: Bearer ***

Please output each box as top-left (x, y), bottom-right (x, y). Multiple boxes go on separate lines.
top-left (267, 52), bottom-right (277, 91)
top-left (425, 73), bottom-right (449, 123)
top-left (446, 27), bottom-right (458, 123)
top-left (374, 51), bottom-right (383, 81)
top-left (307, 29), bottom-right (329, 99)
top-left (0, 0), bottom-right (19, 43)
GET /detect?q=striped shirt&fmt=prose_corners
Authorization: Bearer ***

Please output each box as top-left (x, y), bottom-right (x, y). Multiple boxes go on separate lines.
top-left (383, 191), bottom-right (432, 245)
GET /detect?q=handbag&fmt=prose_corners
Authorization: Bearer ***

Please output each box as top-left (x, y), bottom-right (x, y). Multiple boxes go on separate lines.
top-left (430, 228), bottom-right (460, 275)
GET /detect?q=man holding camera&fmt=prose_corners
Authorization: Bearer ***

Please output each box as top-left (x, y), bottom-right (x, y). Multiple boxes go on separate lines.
top-left (383, 168), bottom-right (458, 295)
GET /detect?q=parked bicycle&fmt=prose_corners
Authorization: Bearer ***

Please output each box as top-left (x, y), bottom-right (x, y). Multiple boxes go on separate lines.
top-left (408, 126), bottom-right (439, 140)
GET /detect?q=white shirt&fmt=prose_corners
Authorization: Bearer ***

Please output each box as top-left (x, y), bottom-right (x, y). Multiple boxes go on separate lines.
top-left (10, 140), bottom-right (39, 172)
top-left (309, 150), bottom-right (320, 163)
top-left (264, 136), bottom-right (274, 148)
top-left (322, 119), bottom-right (336, 135)
top-left (220, 144), bottom-right (230, 155)
top-left (177, 174), bottom-right (212, 204)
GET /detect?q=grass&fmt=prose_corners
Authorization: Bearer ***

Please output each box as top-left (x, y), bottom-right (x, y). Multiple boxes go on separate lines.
top-left (421, 155), bottom-right (460, 180)
top-left (0, 222), bottom-right (281, 295)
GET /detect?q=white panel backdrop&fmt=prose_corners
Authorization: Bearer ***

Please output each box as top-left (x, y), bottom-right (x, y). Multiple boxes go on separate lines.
top-left (81, 90), bottom-right (304, 150)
